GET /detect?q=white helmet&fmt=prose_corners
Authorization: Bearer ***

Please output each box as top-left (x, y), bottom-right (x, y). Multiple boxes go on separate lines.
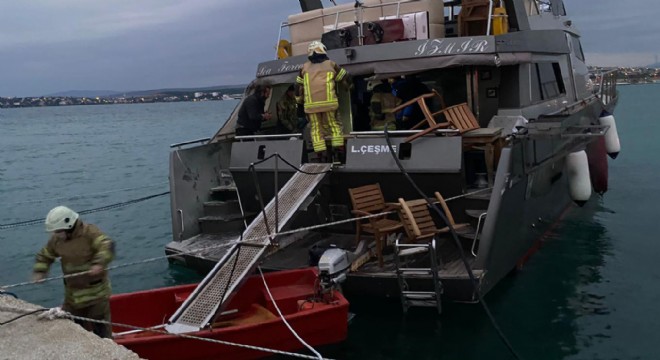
top-left (45, 206), bottom-right (79, 232)
top-left (307, 40), bottom-right (327, 56)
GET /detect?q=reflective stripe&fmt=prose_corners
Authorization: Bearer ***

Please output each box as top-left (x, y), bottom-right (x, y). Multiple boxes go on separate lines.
top-left (65, 280), bottom-right (111, 306)
top-left (326, 72), bottom-right (332, 104)
top-left (336, 68), bottom-right (347, 82)
top-left (92, 235), bottom-right (114, 265)
top-left (41, 247), bottom-right (56, 260)
top-left (303, 73), bottom-right (313, 105)
top-left (296, 76), bottom-right (304, 84)
top-left (327, 112), bottom-right (344, 147)
top-left (63, 262), bottom-right (92, 274)
top-left (33, 262), bottom-right (49, 272)
top-left (309, 113), bottom-right (326, 152)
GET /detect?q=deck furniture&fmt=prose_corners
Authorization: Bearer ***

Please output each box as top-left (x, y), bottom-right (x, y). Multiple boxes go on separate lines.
top-left (348, 183), bottom-right (403, 267)
top-left (397, 194), bottom-right (472, 243)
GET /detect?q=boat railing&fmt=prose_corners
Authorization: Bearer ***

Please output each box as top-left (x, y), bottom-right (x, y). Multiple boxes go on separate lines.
top-left (170, 137), bottom-right (211, 149)
top-left (597, 69), bottom-right (618, 106)
top-left (235, 133), bottom-right (303, 141)
top-left (349, 129), bottom-right (459, 138)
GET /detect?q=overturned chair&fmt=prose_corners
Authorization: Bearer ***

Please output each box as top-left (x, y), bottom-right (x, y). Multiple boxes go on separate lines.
top-left (348, 183), bottom-right (403, 267)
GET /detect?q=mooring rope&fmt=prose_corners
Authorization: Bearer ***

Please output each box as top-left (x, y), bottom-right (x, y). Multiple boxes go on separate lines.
top-left (6, 182), bottom-right (169, 206)
top-left (0, 304), bottom-right (335, 360)
top-left (0, 191), bottom-right (170, 230)
top-left (0, 187), bottom-right (493, 291)
top-left (258, 266), bottom-right (322, 360)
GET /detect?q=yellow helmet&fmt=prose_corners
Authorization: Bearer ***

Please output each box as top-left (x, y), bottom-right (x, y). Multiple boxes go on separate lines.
top-left (307, 40), bottom-right (327, 56)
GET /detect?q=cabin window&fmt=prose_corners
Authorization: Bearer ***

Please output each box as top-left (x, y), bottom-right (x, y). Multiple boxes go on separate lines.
top-left (532, 62), bottom-right (565, 101)
top-left (570, 35), bottom-right (585, 62)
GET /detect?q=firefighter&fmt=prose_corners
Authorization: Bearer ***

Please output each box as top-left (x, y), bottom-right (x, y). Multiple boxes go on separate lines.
top-left (32, 206), bottom-right (115, 338)
top-left (369, 80), bottom-right (401, 131)
top-left (296, 40), bottom-right (350, 162)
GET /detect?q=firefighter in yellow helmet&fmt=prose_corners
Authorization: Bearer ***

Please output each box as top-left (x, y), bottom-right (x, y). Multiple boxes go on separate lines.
top-left (296, 40), bottom-right (350, 162)
top-left (32, 206), bottom-right (115, 338)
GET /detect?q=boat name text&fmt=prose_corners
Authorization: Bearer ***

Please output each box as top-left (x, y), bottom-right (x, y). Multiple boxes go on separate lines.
top-left (350, 144), bottom-right (397, 155)
top-left (257, 62), bottom-right (304, 77)
top-left (414, 38), bottom-right (489, 57)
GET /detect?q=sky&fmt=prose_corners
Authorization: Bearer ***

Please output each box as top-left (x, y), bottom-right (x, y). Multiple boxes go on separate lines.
top-left (0, 0), bottom-right (658, 97)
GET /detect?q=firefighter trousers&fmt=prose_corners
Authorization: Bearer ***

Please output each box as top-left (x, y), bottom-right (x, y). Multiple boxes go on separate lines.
top-left (308, 111), bottom-right (344, 153)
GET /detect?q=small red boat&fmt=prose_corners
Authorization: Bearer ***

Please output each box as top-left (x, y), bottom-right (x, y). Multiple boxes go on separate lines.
top-left (111, 268), bottom-right (349, 360)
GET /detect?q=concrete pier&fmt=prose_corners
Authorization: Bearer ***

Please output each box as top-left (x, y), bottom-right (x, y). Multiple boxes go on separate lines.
top-left (0, 295), bottom-right (142, 360)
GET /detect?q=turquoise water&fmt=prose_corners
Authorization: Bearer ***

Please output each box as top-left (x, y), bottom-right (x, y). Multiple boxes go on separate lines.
top-left (0, 86), bottom-right (657, 359)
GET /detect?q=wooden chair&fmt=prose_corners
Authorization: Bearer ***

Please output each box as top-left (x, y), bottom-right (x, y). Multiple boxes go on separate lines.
top-left (389, 90), bottom-right (448, 131)
top-left (348, 184), bottom-right (403, 267)
top-left (404, 102), bottom-right (503, 186)
top-left (397, 194), bottom-right (472, 243)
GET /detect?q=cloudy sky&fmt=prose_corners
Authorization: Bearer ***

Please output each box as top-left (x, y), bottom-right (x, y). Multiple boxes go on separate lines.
top-left (0, 0), bottom-right (658, 97)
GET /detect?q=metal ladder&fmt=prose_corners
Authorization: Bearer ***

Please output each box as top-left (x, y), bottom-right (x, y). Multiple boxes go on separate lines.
top-left (165, 163), bottom-right (331, 334)
top-left (394, 237), bottom-right (443, 314)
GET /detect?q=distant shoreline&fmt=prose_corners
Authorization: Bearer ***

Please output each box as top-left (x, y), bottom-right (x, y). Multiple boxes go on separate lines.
top-left (0, 94), bottom-right (242, 109)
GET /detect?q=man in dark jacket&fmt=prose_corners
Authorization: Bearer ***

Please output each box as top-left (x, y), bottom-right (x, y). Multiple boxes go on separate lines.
top-left (235, 81), bottom-right (272, 136)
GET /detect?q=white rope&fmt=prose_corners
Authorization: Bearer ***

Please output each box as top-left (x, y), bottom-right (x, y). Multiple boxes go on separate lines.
top-left (1, 188), bottom-right (493, 290)
top-left (6, 182), bottom-right (169, 205)
top-left (444, 187), bottom-right (493, 202)
top-left (0, 305), bottom-right (334, 360)
top-left (258, 266), bottom-right (323, 360)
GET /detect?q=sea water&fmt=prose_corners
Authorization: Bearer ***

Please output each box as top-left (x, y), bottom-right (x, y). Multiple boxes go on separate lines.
top-left (1, 86), bottom-right (658, 359)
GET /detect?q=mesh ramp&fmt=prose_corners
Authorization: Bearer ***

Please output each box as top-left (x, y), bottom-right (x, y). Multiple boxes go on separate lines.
top-left (166, 163), bottom-right (331, 334)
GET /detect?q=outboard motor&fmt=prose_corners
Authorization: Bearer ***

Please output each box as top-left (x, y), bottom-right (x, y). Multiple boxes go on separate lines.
top-left (317, 248), bottom-right (350, 292)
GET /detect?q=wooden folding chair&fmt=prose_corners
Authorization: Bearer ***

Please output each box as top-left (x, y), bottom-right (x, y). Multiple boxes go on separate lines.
top-left (389, 90), bottom-right (448, 128)
top-left (348, 184), bottom-right (402, 267)
top-left (397, 195), bottom-right (472, 243)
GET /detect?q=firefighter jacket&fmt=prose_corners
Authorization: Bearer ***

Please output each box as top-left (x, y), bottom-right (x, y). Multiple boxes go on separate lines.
top-left (34, 221), bottom-right (115, 308)
top-left (296, 59), bottom-right (348, 114)
top-left (370, 91), bottom-right (401, 130)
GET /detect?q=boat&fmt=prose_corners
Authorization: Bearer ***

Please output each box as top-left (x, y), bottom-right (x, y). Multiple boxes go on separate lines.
top-left (111, 267), bottom-right (349, 360)
top-left (163, 0), bottom-right (620, 315)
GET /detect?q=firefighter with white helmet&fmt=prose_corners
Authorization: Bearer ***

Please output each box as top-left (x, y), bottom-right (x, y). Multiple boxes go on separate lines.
top-left (296, 40), bottom-right (350, 162)
top-left (33, 206), bottom-right (115, 338)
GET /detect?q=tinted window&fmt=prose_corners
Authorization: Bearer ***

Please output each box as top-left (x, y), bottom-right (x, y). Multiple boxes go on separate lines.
top-left (534, 62), bottom-right (565, 101)
top-left (570, 36), bottom-right (585, 61)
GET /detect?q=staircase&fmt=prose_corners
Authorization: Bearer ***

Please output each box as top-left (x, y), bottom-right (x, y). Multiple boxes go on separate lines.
top-left (167, 184), bottom-right (255, 264)
top-left (394, 237), bottom-right (443, 314)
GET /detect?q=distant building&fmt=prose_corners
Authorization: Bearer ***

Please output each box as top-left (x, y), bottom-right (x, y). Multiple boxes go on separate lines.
top-left (194, 92), bottom-right (204, 98)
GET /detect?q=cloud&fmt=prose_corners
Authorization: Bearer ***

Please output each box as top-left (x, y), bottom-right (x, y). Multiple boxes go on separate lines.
top-left (0, 0), bottom-right (229, 49)
top-left (1, 0), bottom-right (659, 96)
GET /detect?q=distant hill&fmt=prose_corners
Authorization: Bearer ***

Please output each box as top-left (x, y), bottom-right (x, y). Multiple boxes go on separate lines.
top-left (44, 84), bottom-right (247, 98)
top-left (46, 90), bottom-right (120, 98)
top-left (648, 63), bottom-right (660, 69)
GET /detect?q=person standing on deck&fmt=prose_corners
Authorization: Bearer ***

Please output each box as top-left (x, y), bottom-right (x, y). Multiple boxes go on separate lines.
top-left (296, 41), bottom-right (350, 162)
top-left (32, 206), bottom-right (115, 338)
top-left (235, 81), bottom-right (272, 136)
top-left (276, 85), bottom-right (299, 133)
top-left (369, 80), bottom-right (400, 131)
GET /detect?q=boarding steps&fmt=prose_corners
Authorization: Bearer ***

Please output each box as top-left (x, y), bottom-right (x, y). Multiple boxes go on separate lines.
top-left (394, 237), bottom-right (443, 314)
top-left (165, 184), bottom-right (252, 265)
top-left (165, 163), bottom-right (331, 334)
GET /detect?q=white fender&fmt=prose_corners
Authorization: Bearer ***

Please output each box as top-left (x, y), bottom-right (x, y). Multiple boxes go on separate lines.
top-left (599, 113), bottom-right (621, 159)
top-left (566, 150), bottom-right (591, 206)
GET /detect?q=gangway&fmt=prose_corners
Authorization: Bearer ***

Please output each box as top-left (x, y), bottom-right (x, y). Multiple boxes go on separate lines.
top-left (165, 163), bottom-right (331, 334)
